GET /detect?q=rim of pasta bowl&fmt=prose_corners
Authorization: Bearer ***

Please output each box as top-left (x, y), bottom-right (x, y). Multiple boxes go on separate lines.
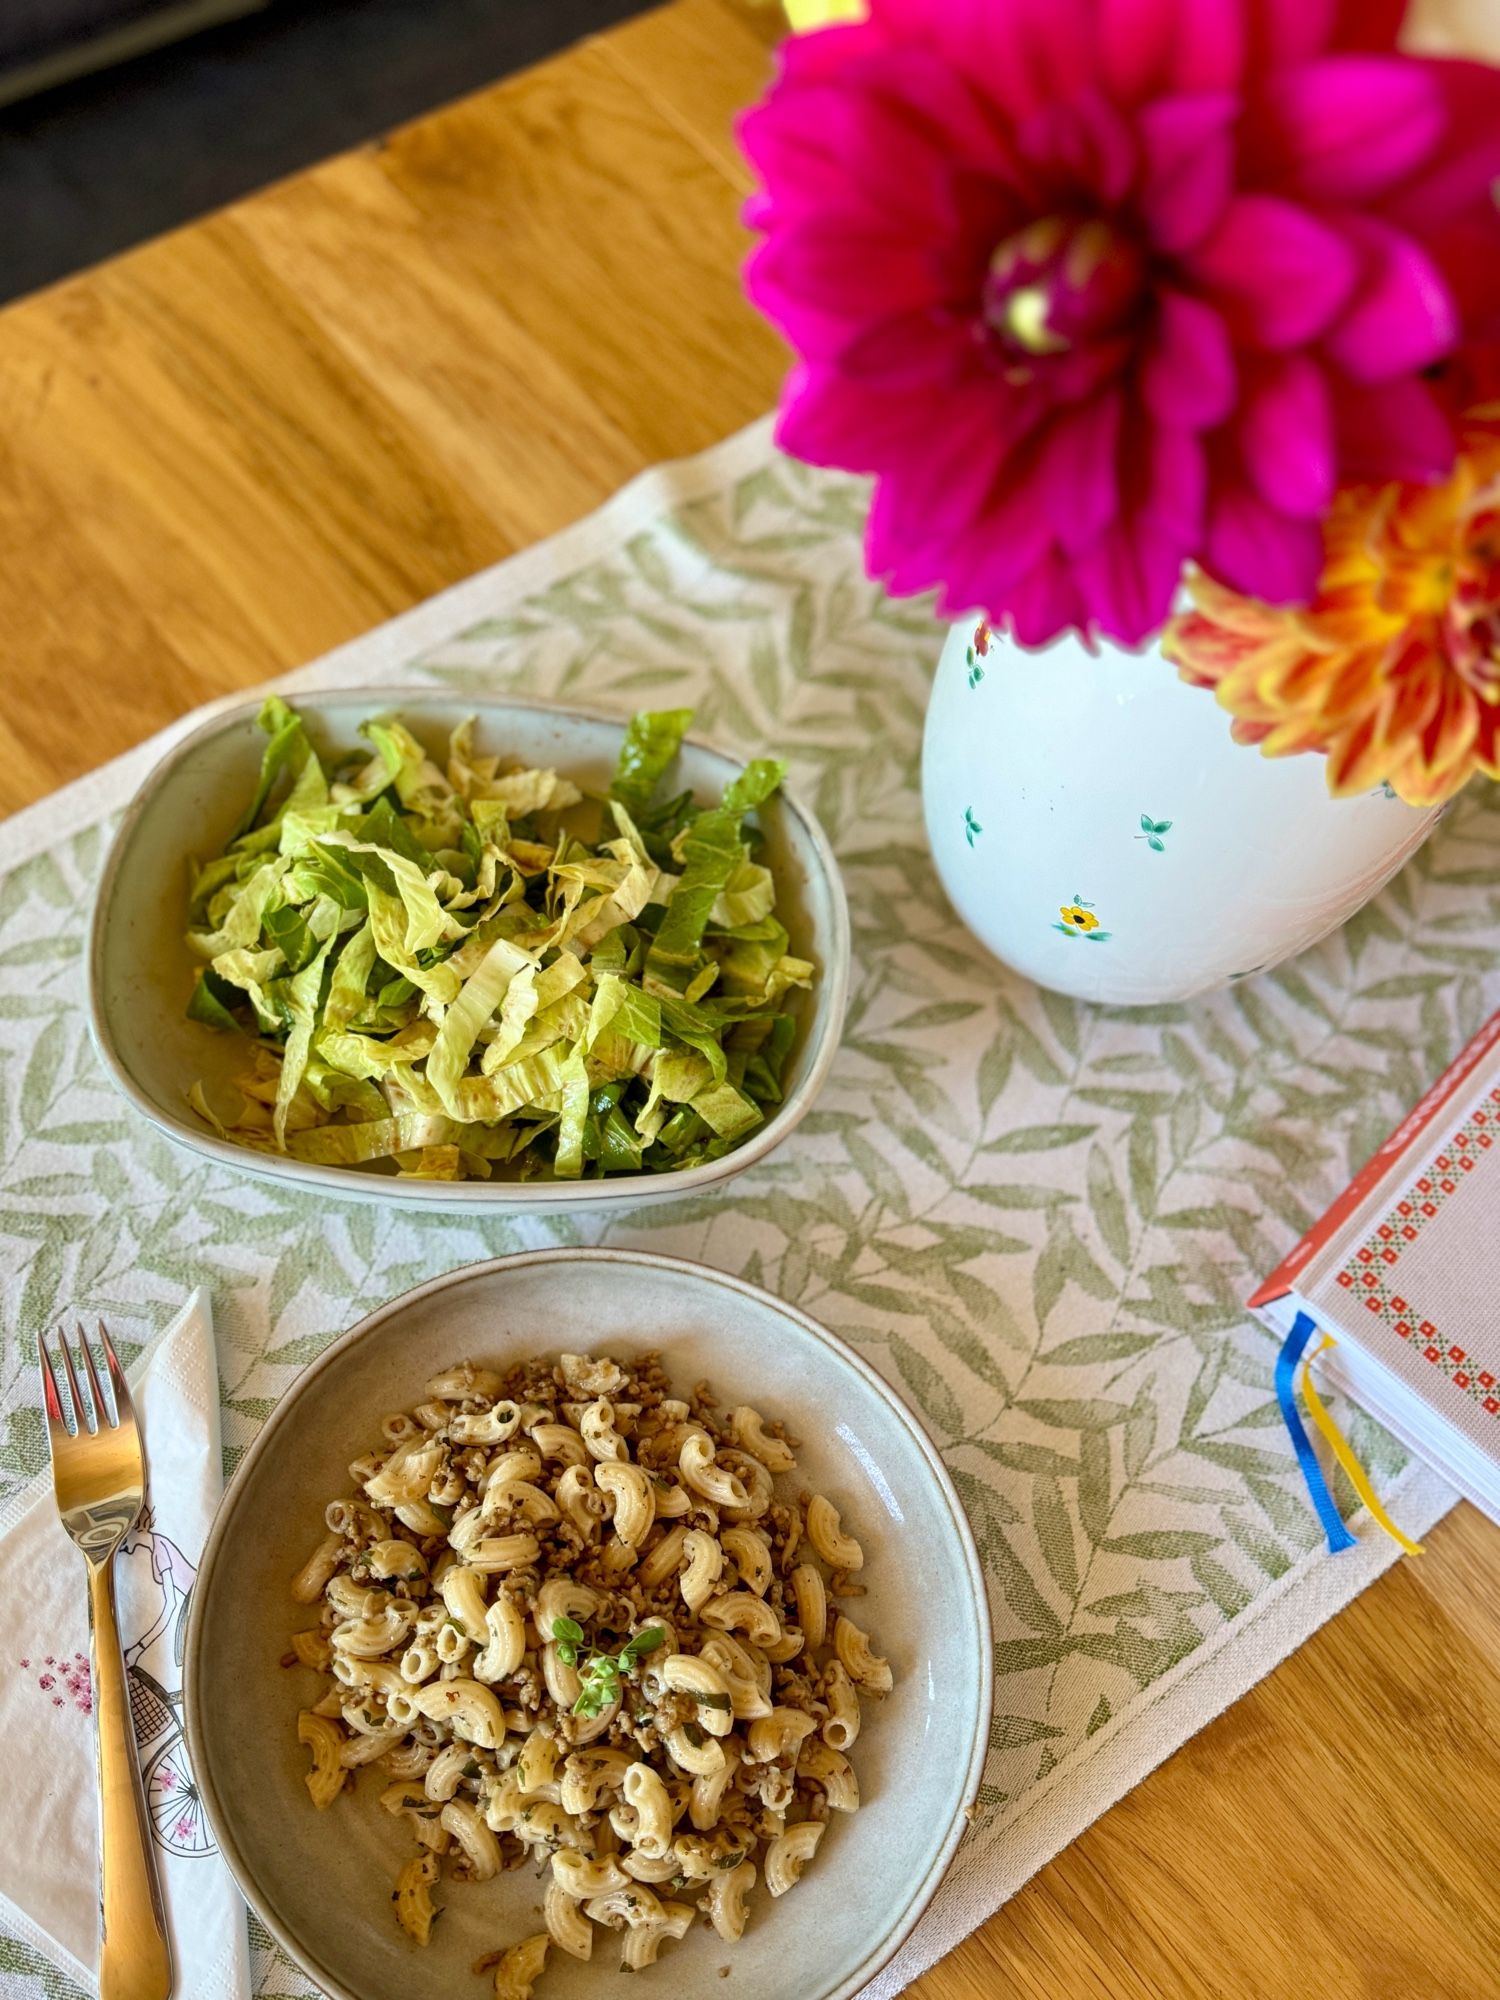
top-left (184, 1247), bottom-right (993, 2000)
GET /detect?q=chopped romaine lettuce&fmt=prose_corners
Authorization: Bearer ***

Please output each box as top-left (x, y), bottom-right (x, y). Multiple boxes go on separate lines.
top-left (609, 707), bottom-right (693, 819)
top-left (184, 704), bottom-right (813, 1180)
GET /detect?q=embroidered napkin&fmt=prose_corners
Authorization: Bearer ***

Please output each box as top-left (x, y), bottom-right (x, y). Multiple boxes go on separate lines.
top-left (0, 1291), bottom-right (250, 2000)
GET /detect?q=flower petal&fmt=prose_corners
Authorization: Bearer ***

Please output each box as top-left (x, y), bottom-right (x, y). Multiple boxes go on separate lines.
top-left (1067, 417), bottom-right (1204, 643)
top-left (1330, 377), bottom-right (1454, 483)
top-left (1164, 605), bottom-right (1280, 688)
top-left (749, 217), bottom-right (941, 326)
top-left (876, 440), bottom-right (1064, 612)
top-left (925, 0), bottom-right (1097, 122)
top-left (1239, 356), bottom-right (1334, 519)
top-left (1328, 0), bottom-right (1407, 52)
top-left (1189, 195), bottom-right (1358, 349)
top-left (935, 484), bottom-right (1060, 613)
top-left (864, 383), bottom-right (1022, 579)
top-left (743, 242), bottom-right (880, 363)
top-left (1322, 710), bottom-right (1394, 796)
top-left (739, 84), bottom-right (955, 234)
top-left (1073, 518), bottom-right (1189, 645)
top-left (1249, 4), bottom-right (1409, 71)
top-left (776, 363), bottom-right (936, 471)
top-left (836, 310), bottom-right (974, 388)
top-left (1142, 291), bottom-right (1238, 429)
top-left (1037, 393), bottom-right (1123, 554)
top-left (1243, 0), bottom-right (1374, 69)
top-left (864, 501), bottom-right (953, 601)
top-left (1204, 483), bottom-right (1324, 604)
top-left (1099, 0), bottom-right (1245, 101)
top-left (1324, 217), bottom-right (1456, 382)
top-left (1424, 217), bottom-right (1500, 353)
top-left (775, 17), bottom-right (892, 86)
top-left (1382, 59), bottom-right (1500, 229)
top-left (1138, 418), bottom-right (1207, 547)
top-left (987, 547), bottom-right (1092, 647)
top-left (1015, 87), bottom-right (1138, 204)
top-left (1135, 92), bottom-right (1238, 252)
top-left (1245, 56), bottom-right (1445, 203)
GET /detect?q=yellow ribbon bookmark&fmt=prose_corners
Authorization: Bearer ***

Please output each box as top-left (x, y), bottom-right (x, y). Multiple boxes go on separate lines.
top-left (1301, 1335), bottom-right (1424, 1557)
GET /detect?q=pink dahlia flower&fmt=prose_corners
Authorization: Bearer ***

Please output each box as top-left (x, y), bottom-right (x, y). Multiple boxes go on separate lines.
top-left (739, 0), bottom-right (1500, 647)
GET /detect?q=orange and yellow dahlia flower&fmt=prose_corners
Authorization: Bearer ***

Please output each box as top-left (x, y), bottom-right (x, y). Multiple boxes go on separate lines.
top-left (1165, 412), bottom-right (1500, 809)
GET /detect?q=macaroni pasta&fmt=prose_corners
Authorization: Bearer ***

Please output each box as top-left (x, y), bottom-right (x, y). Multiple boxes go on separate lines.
top-left (288, 1351), bottom-right (891, 1989)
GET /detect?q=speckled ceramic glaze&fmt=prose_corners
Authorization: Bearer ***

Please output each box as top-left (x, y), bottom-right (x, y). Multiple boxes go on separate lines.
top-left (923, 619), bottom-right (1442, 1005)
top-left (185, 1249), bottom-right (992, 2000)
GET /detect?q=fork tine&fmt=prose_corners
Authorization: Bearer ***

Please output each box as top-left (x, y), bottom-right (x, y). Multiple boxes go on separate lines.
top-left (56, 1326), bottom-right (92, 1434)
top-left (99, 1320), bottom-right (135, 1427)
top-left (39, 1330), bottom-right (67, 1432)
top-left (77, 1321), bottom-right (114, 1430)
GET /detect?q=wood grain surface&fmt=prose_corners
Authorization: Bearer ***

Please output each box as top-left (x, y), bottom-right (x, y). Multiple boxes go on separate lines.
top-left (2, 3), bottom-right (1498, 1994)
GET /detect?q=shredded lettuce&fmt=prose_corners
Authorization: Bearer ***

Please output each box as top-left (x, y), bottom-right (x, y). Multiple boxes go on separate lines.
top-left (184, 702), bottom-right (813, 1180)
top-left (231, 697), bottom-right (308, 839)
top-left (691, 1079), bottom-right (763, 1141)
top-left (644, 757), bottom-right (788, 999)
top-left (274, 940), bottom-right (333, 1148)
top-left (609, 708), bottom-right (692, 819)
top-left (710, 859), bottom-right (776, 931)
top-left (425, 934), bottom-right (529, 1116)
top-left (186, 968), bottom-right (242, 1031)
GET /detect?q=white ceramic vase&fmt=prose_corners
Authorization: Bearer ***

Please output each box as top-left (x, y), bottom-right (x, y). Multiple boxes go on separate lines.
top-left (921, 618), bottom-right (1442, 1006)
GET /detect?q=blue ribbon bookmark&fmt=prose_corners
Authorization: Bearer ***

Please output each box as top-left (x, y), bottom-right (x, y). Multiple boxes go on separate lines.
top-left (1275, 1310), bottom-right (1357, 1554)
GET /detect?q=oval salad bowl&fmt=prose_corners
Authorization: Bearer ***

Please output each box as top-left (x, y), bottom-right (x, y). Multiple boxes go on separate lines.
top-left (88, 689), bottom-right (849, 1212)
top-left (185, 1248), bottom-right (993, 2000)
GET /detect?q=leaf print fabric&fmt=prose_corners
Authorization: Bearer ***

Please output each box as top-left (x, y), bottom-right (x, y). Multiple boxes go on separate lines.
top-left (0, 418), bottom-right (1480, 1999)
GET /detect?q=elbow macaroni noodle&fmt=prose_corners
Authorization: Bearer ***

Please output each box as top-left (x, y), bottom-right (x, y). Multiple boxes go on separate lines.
top-left (287, 1350), bottom-right (892, 1987)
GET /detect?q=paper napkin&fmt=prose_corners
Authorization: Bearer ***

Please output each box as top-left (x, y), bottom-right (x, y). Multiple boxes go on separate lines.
top-left (0, 1292), bottom-right (250, 2000)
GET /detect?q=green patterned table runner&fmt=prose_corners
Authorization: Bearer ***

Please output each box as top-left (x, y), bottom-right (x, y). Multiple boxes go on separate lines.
top-left (0, 417), bottom-right (1480, 1998)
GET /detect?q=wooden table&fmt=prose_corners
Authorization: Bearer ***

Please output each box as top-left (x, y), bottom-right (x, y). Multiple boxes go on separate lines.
top-left (3, 3), bottom-right (1498, 1993)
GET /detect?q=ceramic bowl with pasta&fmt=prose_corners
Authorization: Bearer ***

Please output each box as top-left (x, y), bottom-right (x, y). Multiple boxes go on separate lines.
top-left (290, 1348), bottom-right (893, 1995)
top-left (186, 1249), bottom-right (991, 2000)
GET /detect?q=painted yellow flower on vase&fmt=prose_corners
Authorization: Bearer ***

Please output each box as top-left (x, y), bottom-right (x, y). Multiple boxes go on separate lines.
top-left (1164, 409), bottom-right (1500, 809)
top-left (1055, 896), bottom-right (1111, 941)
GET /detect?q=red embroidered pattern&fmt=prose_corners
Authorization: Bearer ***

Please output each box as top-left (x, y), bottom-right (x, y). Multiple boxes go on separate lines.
top-left (1335, 1084), bottom-right (1500, 1420)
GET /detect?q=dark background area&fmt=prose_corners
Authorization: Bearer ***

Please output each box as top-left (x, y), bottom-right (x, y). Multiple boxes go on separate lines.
top-left (0, 0), bottom-right (656, 305)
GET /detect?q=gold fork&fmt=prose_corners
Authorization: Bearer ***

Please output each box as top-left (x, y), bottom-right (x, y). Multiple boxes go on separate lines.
top-left (41, 1322), bottom-right (174, 2000)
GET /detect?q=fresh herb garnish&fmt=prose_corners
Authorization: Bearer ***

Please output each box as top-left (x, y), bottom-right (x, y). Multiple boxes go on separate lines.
top-left (551, 1614), bottom-right (586, 1666)
top-left (550, 1617), bottom-right (667, 1719)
